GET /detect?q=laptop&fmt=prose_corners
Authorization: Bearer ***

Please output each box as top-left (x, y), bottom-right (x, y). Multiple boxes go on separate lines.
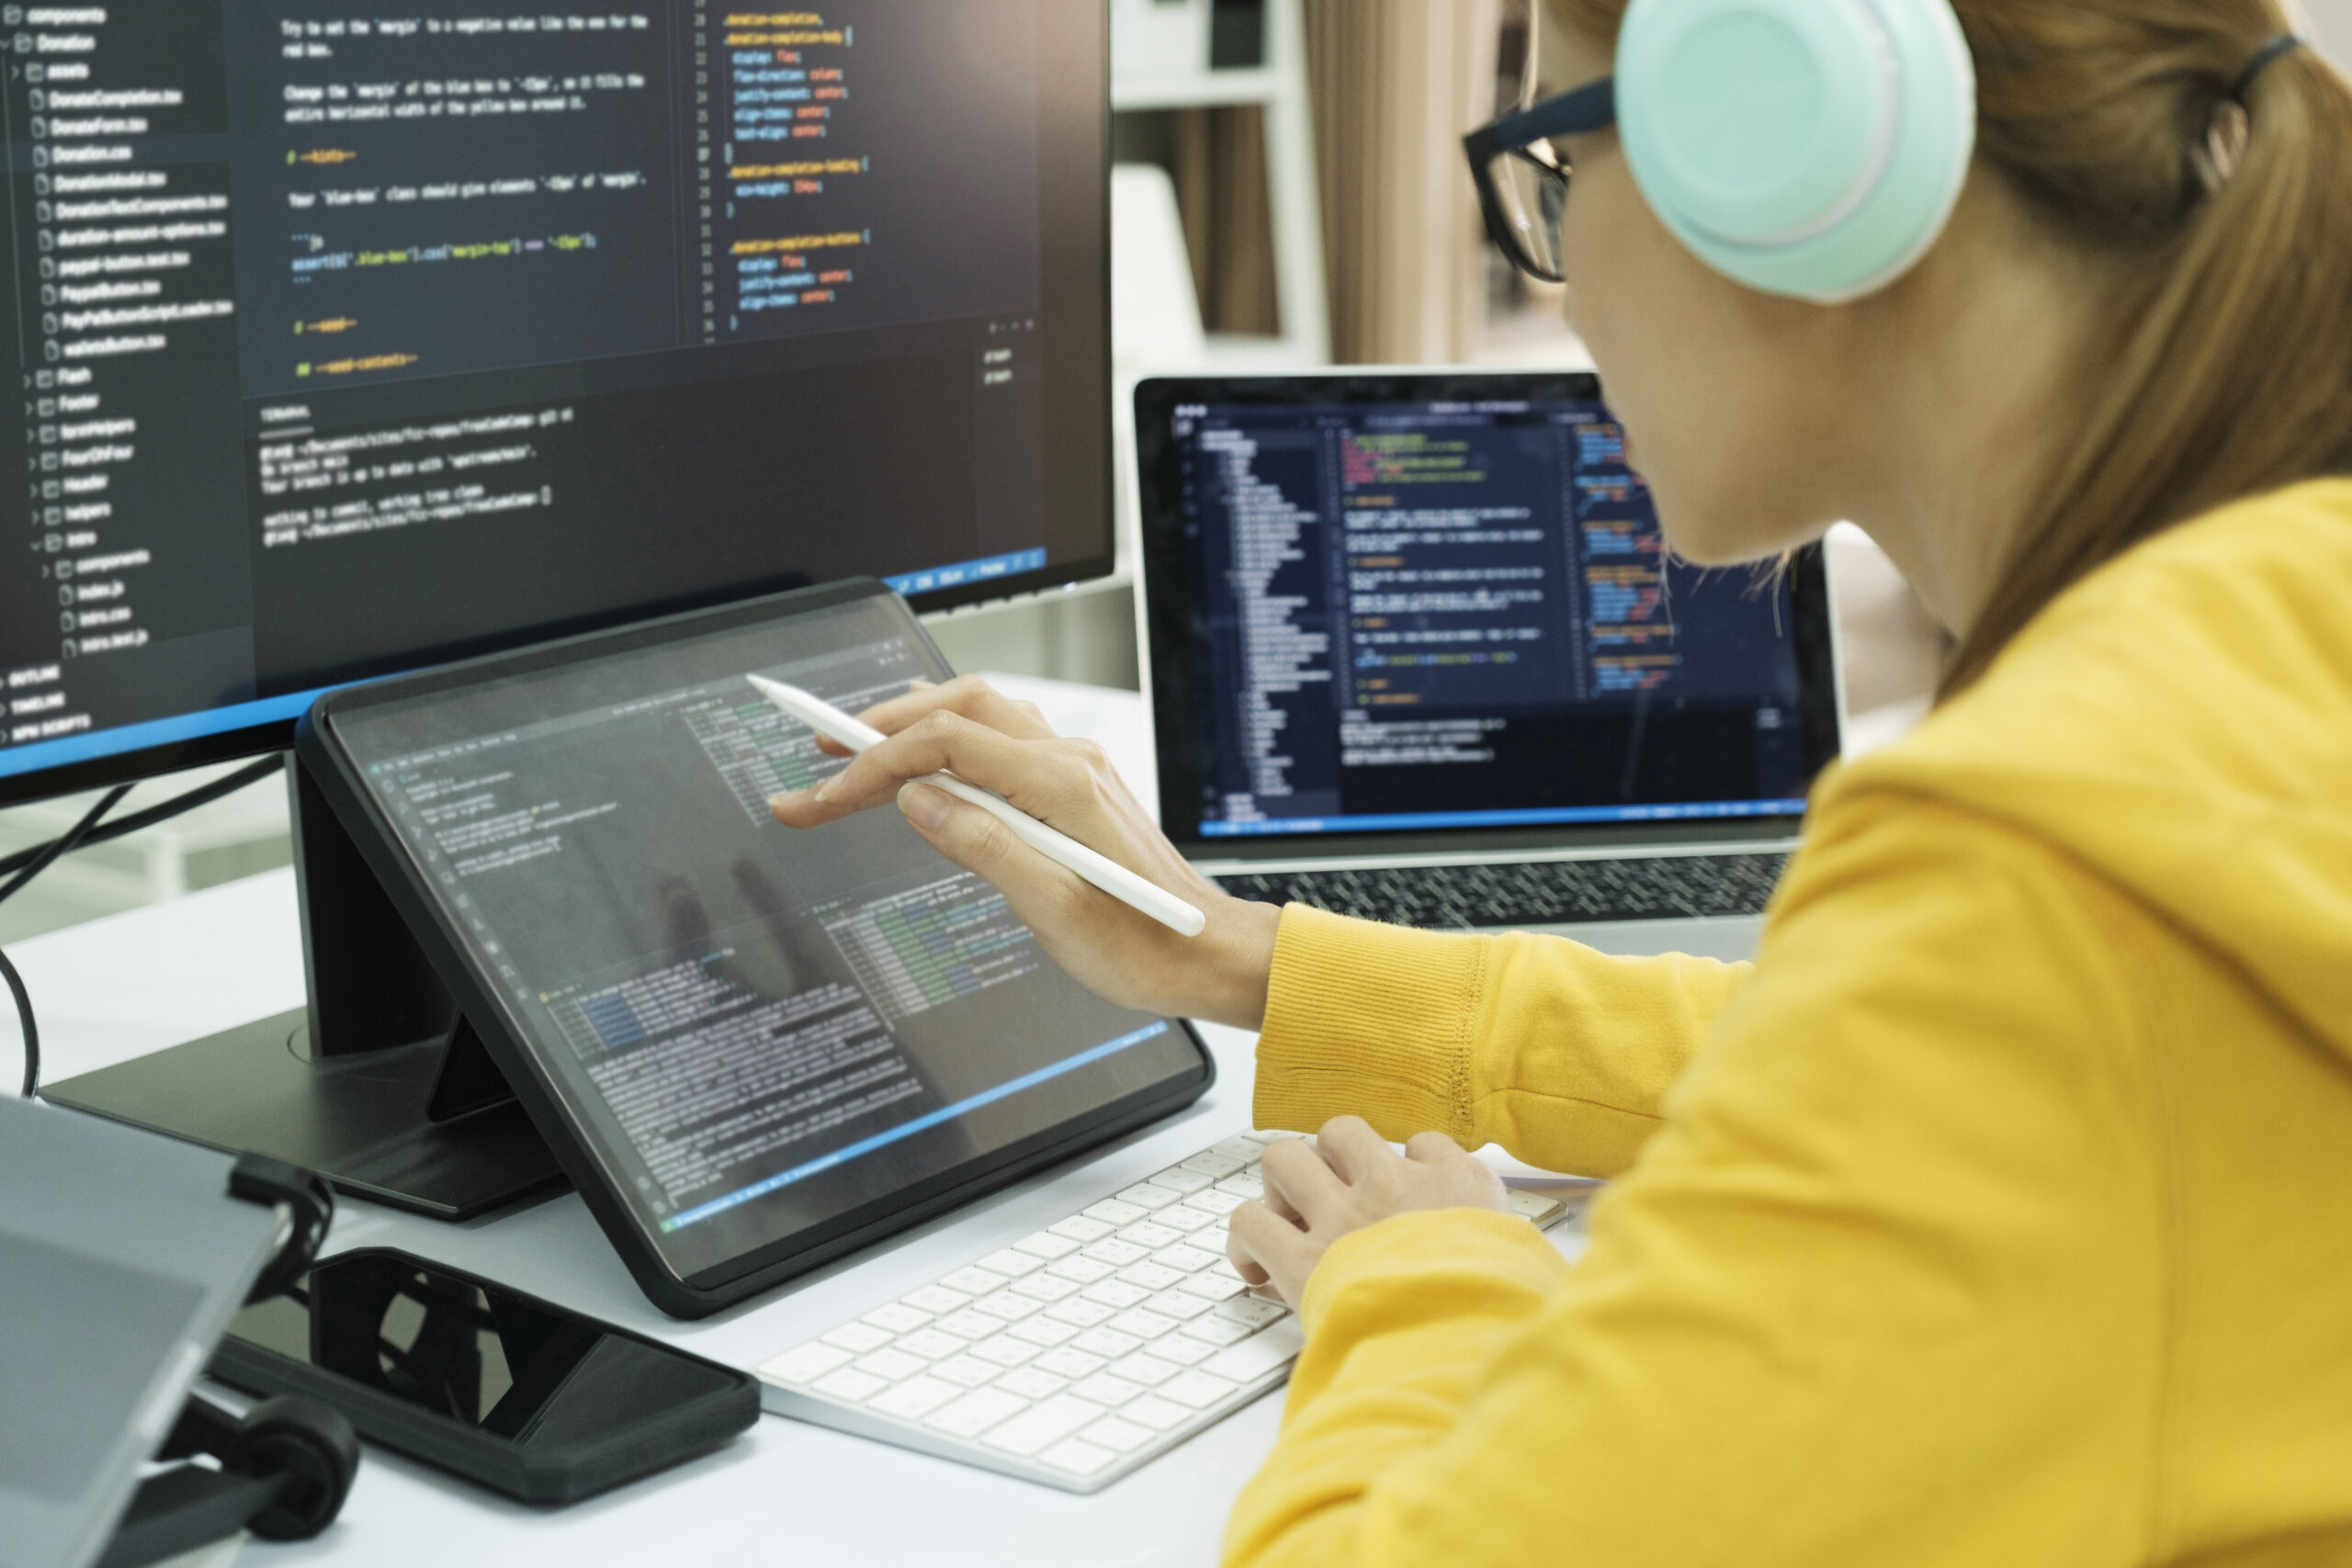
top-left (1131, 371), bottom-right (1842, 964)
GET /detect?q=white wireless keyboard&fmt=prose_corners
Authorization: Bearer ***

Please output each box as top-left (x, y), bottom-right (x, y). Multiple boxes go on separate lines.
top-left (756, 1128), bottom-right (1575, 1492)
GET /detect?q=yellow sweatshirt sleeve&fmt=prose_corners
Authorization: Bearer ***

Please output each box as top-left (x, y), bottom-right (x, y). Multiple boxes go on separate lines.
top-left (1225, 795), bottom-right (2166, 1568)
top-left (1255, 906), bottom-right (1749, 1177)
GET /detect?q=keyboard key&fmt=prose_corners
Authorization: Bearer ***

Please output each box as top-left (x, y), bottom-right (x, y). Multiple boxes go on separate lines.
top-left (927, 1388), bottom-right (1030, 1438)
top-left (1123, 1394), bottom-right (1190, 1432)
top-left (1080, 1279), bottom-right (1150, 1310)
top-left (812, 1368), bottom-right (888, 1404)
top-left (1115, 1262), bottom-right (1183, 1292)
top-left (1178, 1271), bottom-right (1244, 1302)
top-left (1143, 1291), bottom-right (1211, 1321)
top-left (1116, 1221), bottom-right (1181, 1250)
top-left (1156, 1204), bottom-right (1216, 1234)
top-left (996, 1366), bottom-right (1069, 1401)
top-left (1045, 1298), bottom-right (1114, 1328)
top-left (897, 1327), bottom-right (967, 1360)
top-left (935, 1310), bottom-right (1005, 1340)
top-left (1116, 1184), bottom-right (1182, 1212)
top-left (1051, 1214), bottom-right (1115, 1243)
top-left (1202, 1318), bottom-right (1306, 1383)
top-left (943, 1267), bottom-right (1009, 1296)
top-left (1081, 1416), bottom-right (1154, 1454)
top-left (1217, 1295), bottom-right (1288, 1329)
top-left (972, 1290), bottom-right (1041, 1322)
top-left (1182, 1151), bottom-right (1247, 1179)
top-left (1108, 1353), bottom-right (1179, 1387)
top-left (854, 1348), bottom-right (928, 1383)
top-left (1083, 1199), bottom-right (1147, 1226)
top-left (1177, 1314), bottom-right (1251, 1346)
top-left (760, 1341), bottom-right (852, 1386)
top-left (862, 1303), bottom-right (933, 1335)
top-left (978, 1249), bottom-right (1043, 1278)
top-left (982, 1394), bottom-right (1110, 1458)
top-left (1046, 1256), bottom-right (1116, 1284)
top-left (968, 1334), bottom-right (1040, 1369)
top-left (1007, 1317), bottom-right (1080, 1348)
top-left (1010, 1273), bottom-right (1080, 1303)
top-left (1187, 1189), bottom-right (1246, 1216)
top-left (1213, 1136), bottom-right (1268, 1162)
top-left (1072, 1326), bottom-right (1142, 1359)
top-left (1216, 1172), bottom-right (1265, 1200)
top-left (1041, 1438), bottom-right (1115, 1477)
top-left (1107, 1309), bottom-right (1178, 1340)
top-left (1158, 1370), bottom-right (1240, 1410)
top-left (1069, 1373), bottom-right (1143, 1408)
top-left (1154, 1244), bottom-right (1219, 1274)
top-left (1152, 1334), bottom-right (1214, 1367)
top-left (821, 1322), bottom-right (894, 1355)
top-left (1146, 1167), bottom-right (1215, 1195)
top-left (1080, 1238), bottom-right (1148, 1268)
top-left (1034, 1346), bottom-right (1107, 1380)
top-left (869, 1375), bottom-right (960, 1421)
top-left (1013, 1231), bottom-right (1080, 1260)
top-left (902, 1285), bottom-right (972, 1315)
top-left (932, 1355), bottom-right (1001, 1390)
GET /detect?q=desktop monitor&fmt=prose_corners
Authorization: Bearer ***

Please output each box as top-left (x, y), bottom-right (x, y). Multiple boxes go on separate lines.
top-left (9, 0), bottom-right (1115, 1219)
top-left (0, 0), bottom-right (1111, 805)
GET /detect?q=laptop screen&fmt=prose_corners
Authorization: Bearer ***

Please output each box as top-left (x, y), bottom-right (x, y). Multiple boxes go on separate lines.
top-left (1139, 377), bottom-right (1829, 846)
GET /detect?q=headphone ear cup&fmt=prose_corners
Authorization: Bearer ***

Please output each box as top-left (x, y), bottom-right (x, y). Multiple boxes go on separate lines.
top-left (1616, 0), bottom-right (1975, 303)
top-left (230, 1395), bottom-right (360, 1540)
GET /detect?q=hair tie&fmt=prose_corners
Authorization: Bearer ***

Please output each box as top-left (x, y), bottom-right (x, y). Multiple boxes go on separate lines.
top-left (2230, 35), bottom-right (2302, 104)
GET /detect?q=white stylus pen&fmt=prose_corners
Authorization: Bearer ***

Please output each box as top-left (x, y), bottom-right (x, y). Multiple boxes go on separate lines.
top-left (747, 674), bottom-right (1208, 938)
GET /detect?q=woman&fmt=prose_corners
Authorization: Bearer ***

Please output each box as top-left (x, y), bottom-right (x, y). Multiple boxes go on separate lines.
top-left (776, 0), bottom-right (2352, 1559)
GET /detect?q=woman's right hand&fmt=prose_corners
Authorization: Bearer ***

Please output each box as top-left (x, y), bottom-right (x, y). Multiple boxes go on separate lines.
top-left (767, 676), bottom-right (1283, 1031)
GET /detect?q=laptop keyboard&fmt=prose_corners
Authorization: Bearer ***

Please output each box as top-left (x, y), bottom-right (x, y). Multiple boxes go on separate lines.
top-left (1216, 853), bottom-right (1788, 930)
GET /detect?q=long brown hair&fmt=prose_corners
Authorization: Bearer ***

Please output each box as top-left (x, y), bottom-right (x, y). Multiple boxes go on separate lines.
top-left (1544, 0), bottom-right (2352, 695)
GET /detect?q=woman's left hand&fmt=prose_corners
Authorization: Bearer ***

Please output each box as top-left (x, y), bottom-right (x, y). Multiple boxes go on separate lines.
top-left (1227, 1117), bottom-right (1513, 1309)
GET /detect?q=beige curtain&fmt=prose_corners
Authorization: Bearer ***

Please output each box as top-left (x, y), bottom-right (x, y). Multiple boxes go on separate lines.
top-left (1170, 107), bottom-right (1283, 337)
top-left (1305, 0), bottom-right (1501, 364)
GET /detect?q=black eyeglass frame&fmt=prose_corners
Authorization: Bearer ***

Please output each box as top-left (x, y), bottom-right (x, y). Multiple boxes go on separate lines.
top-left (1463, 77), bottom-right (1619, 284)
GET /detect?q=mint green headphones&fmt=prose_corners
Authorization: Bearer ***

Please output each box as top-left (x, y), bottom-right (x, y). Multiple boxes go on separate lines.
top-left (1617, 0), bottom-right (1977, 302)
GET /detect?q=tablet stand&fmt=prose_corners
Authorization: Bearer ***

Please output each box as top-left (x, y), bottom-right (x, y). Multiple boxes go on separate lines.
top-left (42, 758), bottom-right (564, 1219)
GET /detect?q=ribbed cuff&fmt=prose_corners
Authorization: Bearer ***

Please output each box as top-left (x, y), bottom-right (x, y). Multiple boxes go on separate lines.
top-left (1252, 905), bottom-right (1489, 1145)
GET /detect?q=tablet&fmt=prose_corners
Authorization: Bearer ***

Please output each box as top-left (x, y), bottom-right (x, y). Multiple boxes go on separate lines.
top-left (300, 580), bottom-right (1214, 1318)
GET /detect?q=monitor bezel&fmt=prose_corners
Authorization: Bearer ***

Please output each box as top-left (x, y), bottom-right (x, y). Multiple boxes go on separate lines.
top-left (298, 574), bottom-right (1212, 1318)
top-left (0, 0), bottom-right (1114, 810)
top-left (1133, 370), bottom-right (1843, 865)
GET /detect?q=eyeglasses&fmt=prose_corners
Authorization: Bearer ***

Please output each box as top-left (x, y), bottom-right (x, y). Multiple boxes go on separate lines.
top-left (1463, 77), bottom-right (1617, 284)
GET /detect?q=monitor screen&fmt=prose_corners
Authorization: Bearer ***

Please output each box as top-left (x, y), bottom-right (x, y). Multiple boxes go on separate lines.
top-left (317, 587), bottom-right (1204, 1286)
top-left (0, 0), bottom-right (1110, 801)
top-left (1146, 382), bottom-right (1820, 844)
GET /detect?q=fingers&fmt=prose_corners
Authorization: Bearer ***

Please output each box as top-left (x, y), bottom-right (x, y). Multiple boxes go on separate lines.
top-left (1259, 1135), bottom-right (1346, 1219)
top-left (891, 781), bottom-right (1088, 919)
top-left (1403, 1130), bottom-right (1466, 1165)
top-left (853, 674), bottom-right (1059, 744)
top-left (1312, 1116), bottom-right (1392, 1184)
top-left (775, 709), bottom-right (1102, 829)
top-left (1227, 1199), bottom-right (1316, 1303)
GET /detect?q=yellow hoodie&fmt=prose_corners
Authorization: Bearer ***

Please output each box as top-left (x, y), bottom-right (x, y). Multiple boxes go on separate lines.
top-left (1226, 481), bottom-right (2352, 1567)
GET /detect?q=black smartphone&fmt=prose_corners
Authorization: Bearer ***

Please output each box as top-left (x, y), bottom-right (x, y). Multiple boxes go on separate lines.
top-left (209, 1247), bottom-right (759, 1505)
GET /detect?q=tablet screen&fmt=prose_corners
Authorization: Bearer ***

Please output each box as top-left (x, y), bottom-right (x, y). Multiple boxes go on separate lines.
top-left (324, 592), bottom-right (1204, 1284)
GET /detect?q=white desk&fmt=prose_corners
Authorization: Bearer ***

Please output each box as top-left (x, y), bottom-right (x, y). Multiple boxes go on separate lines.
top-left (6, 678), bottom-right (1582, 1568)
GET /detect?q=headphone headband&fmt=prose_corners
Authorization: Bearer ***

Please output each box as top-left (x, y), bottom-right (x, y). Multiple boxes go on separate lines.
top-left (2230, 35), bottom-right (2302, 103)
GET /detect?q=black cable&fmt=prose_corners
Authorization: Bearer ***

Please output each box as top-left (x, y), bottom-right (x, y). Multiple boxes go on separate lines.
top-left (0, 755), bottom-right (281, 883)
top-left (3, 783), bottom-right (130, 1097)
top-left (4, 945), bottom-right (35, 1100)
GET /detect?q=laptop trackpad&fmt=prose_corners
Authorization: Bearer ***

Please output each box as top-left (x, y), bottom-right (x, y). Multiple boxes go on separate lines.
top-left (1523, 916), bottom-right (1764, 964)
